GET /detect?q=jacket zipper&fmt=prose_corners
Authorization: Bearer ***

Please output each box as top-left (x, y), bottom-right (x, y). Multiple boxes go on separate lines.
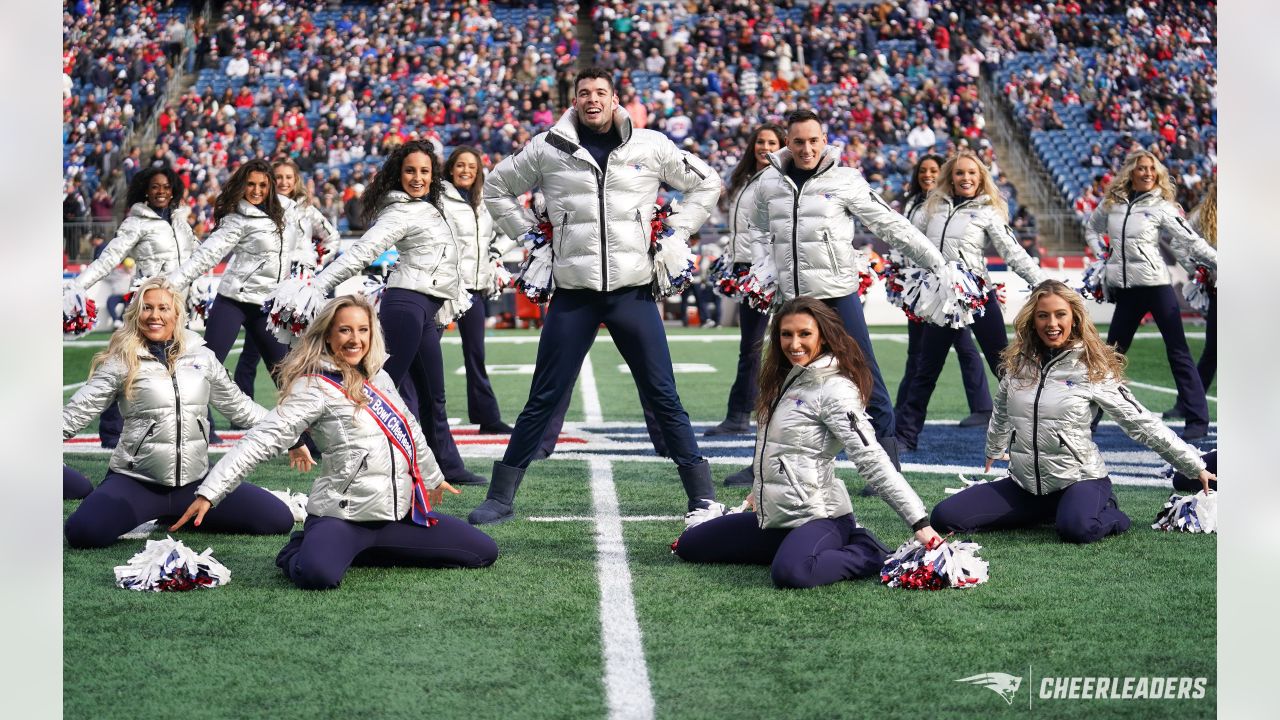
top-left (171, 372), bottom-right (183, 486)
top-left (472, 204), bottom-right (483, 288)
top-left (1118, 194), bottom-right (1143, 288)
top-left (756, 372), bottom-right (804, 522)
top-left (1031, 351), bottom-right (1069, 494)
top-left (937, 198), bottom-right (973, 258)
top-left (822, 230), bottom-right (838, 268)
top-left (387, 437), bottom-right (398, 519)
top-left (789, 185), bottom-right (800, 293)
top-left (777, 458), bottom-right (808, 502)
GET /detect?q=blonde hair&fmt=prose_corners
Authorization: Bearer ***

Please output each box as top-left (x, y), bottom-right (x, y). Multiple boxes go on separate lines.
top-left (1002, 280), bottom-right (1126, 385)
top-left (275, 294), bottom-right (387, 411)
top-left (271, 158), bottom-right (311, 203)
top-left (89, 277), bottom-right (189, 399)
top-left (923, 149), bottom-right (1008, 220)
top-left (1191, 177), bottom-right (1216, 247)
top-left (1102, 149), bottom-right (1177, 209)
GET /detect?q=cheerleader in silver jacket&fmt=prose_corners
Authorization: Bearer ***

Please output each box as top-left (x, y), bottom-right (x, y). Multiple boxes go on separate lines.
top-left (62, 278), bottom-right (295, 548)
top-left (895, 150), bottom-right (1047, 451)
top-left (65, 166), bottom-right (201, 448)
top-left (440, 146), bottom-right (517, 434)
top-left (173, 295), bottom-right (498, 590)
top-left (304, 141), bottom-right (486, 486)
top-left (931, 281), bottom-right (1214, 544)
top-left (1085, 151), bottom-right (1218, 439)
top-left (675, 298), bottom-right (942, 589)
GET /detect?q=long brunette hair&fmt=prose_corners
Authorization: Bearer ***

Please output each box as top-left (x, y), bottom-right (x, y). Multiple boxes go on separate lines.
top-left (755, 297), bottom-right (872, 422)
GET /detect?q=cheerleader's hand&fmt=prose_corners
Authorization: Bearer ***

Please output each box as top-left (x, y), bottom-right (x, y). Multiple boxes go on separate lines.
top-left (428, 481), bottom-right (461, 506)
top-left (914, 525), bottom-right (944, 549)
top-left (288, 444), bottom-right (315, 472)
top-left (1199, 469), bottom-right (1216, 495)
top-left (745, 492), bottom-right (756, 512)
top-left (170, 497), bottom-right (212, 531)
top-left (984, 453), bottom-right (1009, 472)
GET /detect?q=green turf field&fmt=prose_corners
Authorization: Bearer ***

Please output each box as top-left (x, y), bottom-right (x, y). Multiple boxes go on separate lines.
top-left (61, 323), bottom-right (1215, 719)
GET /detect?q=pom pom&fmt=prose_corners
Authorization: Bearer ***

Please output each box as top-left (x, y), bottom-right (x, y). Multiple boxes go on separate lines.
top-left (359, 274), bottom-right (388, 309)
top-left (881, 537), bottom-right (989, 589)
top-left (267, 489), bottom-right (309, 523)
top-left (435, 287), bottom-right (473, 328)
top-left (682, 500), bottom-right (730, 529)
top-left (853, 245), bottom-right (875, 304)
top-left (879, 250), bottom-right (910, 312)
top-left (1182, 265), bottom-right (1215, 313)
top-left (708, 256), bottom-right (750, 298)
top-left (944, 473), bottom-right (999, 495)
top-left (489, 260), bottom-right (514, 300)
top-left (62, 280), bottom-right (98, 336)
top-left (1078, 257), bottom-right (1110, 303)
top-left (900, 261), bottom-right (989, 329)
top-left (1152, 491), bottom-right (1217, 533)
top-left (649, 201), bottom-right (695, 297)
top-left (741, 253), bottom-right (779, 312)
top-left (262, 277), bottom-right (326, 345)
top-left (515, 216), bottom-right (556, 304)
top-left (187, 276), bottom-right (219, 321)
top-left (113, 537), bottom-right (231, 592)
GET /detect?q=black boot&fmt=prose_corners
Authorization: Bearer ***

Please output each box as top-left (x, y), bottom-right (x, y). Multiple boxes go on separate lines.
top-left (677, 460), bottom-right (716, 511)
top-left (723, 464), bottom-right (754, 486)
top-left (467, 461), bottom-right (525, 525)
top-left (704, 412), bottom-right (752, 436)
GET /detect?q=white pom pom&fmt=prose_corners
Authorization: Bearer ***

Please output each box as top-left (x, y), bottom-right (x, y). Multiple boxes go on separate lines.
top-left (1182, 266), bottom-right (1214, 314)
top-left (267, 489), bottom-right (309, 523)
top-left (359, 275), bottom-right (388, 309)
top-left (187, 276), bottom-right (220, 321)
top-left (113, 537), bottom-right (231, 591)
top-left (489, 260), bottom-right (513, 300)
top-left (652, 232), bottom-right (696, 297)
top-left (435, 286), bottom-right (473, 328)
top-left (62, 280), bottom-right (98, 336)
top-left (881, 538), bottom-right (989, 589)
top-left (900, 261), bottom-right (989, 329)
top-left (1078, 257), bottom-right (1109, 303)
top-left (742, 253), bottom-right (779, 312)
top-left (1152, 491), bottom-right (1217, 533)
top-left (517, 242), bottom-right (555, 303)
top-left (262, 277), bottom-right (326, 346)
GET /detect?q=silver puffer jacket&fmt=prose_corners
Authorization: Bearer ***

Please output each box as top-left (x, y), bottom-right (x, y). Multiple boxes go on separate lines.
top-left (197, 364), bottom-right (444, 523)
top-left (76, 203), bottom-right (200, 290)
top-left (315, 191), bottom-right (462, 301)
top-left (62, 330), bottom-right (267, 487)
top-left (751, 147), bottom-right (945, 300)
top-left (752, 355), bottom-right (928, 530)
top-left (919, 193), bottom-right (1046, 287)
top-left (441, 182), bottom-right (516, 291)
top-left (292, 201), bottom-right (342, 270)
top-left (985, 345), bottom-right (1206, 495)
top-left (169, 197), bottom-right (306, 304)
top-left (1178, 204), bottom-right (1217, 279)
top-left (1085, 192), bottom-right (1217, 289)
top-left (484, 108), bottom-right (721, 292)
top-left (724, 170), bottom-right (767, 266)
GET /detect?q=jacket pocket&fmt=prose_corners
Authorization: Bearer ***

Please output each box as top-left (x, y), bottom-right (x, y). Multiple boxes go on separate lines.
top-left (127, 420), bottom-right (157, 458)
top-left (1134, 243), bottom-right (1158, 270)
top-left (1057, 433), bottom-right (1085, 465)
top-left (822, 230), bottom-right (838, 268)
top-left (196, 416), bottom-right (208, 443)
top-left (636, 209), bottom-right (647, 243)
top-left (777, 457), bottom-right (809, 503)
top-left (338, 450), bottom-right (370, 494)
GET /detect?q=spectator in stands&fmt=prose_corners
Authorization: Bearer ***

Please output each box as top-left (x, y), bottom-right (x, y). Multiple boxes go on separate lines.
top-left (1084, 150), bottom-right (1217, 440)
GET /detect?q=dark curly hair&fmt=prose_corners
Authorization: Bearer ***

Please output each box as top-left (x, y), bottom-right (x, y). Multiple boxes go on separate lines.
top-left (362, 141), bottom-right (442, 226)
top-left (756, 297), bottom-right (872, 422)
top-left (126, 165), bottom-right (185, 209)
top-left (213, 159), bottom-right (284, 232)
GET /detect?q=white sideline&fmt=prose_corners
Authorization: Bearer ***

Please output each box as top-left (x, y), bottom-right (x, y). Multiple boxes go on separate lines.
top-left (1127, 380), bottom-right (1217, 403)
top-left (589, 456), bottom-right (656, 720)
top-left (580, 353), bottom-right (604, 423)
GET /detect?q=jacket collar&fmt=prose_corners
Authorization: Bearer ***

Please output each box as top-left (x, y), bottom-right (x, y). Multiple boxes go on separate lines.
top-left (441, 182), bottom-right (469, 205)
top-left (133, 329), bottom-right (205, 358)
top-left (130, 202), bottom-right (191, 222)
top-left (547, 107), bottom-right (634, 171)
top-left (236, 199), bottom-right (269, 217)
top-left (784, 353), bottom-right (841, 385)
top-left (768, 145), bottom-right (841, 178)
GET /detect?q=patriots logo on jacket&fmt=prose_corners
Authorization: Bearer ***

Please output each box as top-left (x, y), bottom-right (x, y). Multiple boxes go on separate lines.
top-left (632, 163), bottom-right (644, 171)
top-left (956, 672), bottom-right (1023, 705)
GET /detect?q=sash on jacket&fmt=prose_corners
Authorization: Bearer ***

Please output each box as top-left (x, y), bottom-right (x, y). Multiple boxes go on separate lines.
top-left (308, 371), bottom-right (437, 526)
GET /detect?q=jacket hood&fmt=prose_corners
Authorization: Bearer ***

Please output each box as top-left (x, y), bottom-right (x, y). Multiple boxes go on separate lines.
top-left (551, 106), bottom-right (635, 147)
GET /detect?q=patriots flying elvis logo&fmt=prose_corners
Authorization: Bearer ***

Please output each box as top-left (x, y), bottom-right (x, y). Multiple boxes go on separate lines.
top-left (956, 672), bottom-right (1023, 705)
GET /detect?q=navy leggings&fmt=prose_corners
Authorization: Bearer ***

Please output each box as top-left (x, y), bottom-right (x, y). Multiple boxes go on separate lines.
top-left (930, 476), bottom-right (1130, 544)
top-left (722, 299), bottom-right (768, 420)
top-left (203, 296), bottom-right (291, 369)
top-left (821, 292), bottom-right (896, 439)
top-left (894, 320), bottom-right (992, 415)
top-left (896, 291), bottom-right (1007, 448)
top-left (503, 286), bottom-right (703, 469)
top-left (1106, 285), bottom-right (1209, 428)
top-left (64, 465), bottom-right (94, 500)
top-left (674, 511), bottom-right (890, 589)
top-left (455, 290), bottom-right (504, 425)
top-left (234, 331), bottom-right (263, 400)
top-left (1198, 294), bottom-right (1216, 392)
top-left (64, 472), bottom-right (294, 548)
top-left (274, 512), bottom-right (498, 590)
top-left (378, 288), bottom-right (469, 479)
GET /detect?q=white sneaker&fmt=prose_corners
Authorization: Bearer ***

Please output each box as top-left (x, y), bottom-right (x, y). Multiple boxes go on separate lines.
top-left (683, 500), bottom-right (728, 528)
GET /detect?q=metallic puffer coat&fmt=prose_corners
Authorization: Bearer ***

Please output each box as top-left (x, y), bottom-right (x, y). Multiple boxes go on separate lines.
top-left (724, 170), bottom-right (767, 266)
top-left (752, 355), bottom-right (928, 530)
top-left (315, 191), bottom-right (462, 301)
top-left (1085, 192), bottom-right (1217, 289)
top-left (919, 193), bottom-right (1046, 287)
top-left (169, 197), bottom-right (307, 304)
top-left (484, 108), bottom-right (722, 292)
top-left (750, 146), bottom-right (945, 300)
top-left (77, 203), bottom-right (200, 289)
top-left (292, 201), bottom-right (342, 270)
top-left (984, 345), bottom-right (1206, 495)
top-left (440, 182), bottom-right (516, 291)
top-left (62, 330), bottom-right (267, 487)
top-left (197, 365), bottom-right (443, 523)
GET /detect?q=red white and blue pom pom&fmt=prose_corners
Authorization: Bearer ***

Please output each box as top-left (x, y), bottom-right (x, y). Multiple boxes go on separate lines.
top-left (435, 286), bottom-right (474, 328)
top-left (515, 217), bottom-right (556, 304)
top-left (113, 537), bottom-right (231, 592)
top-left (879, 250), bottom-right (910, 311)
top-left (62, 280), bottom-right (98, 336)
top-left (359, 274), bottom-right (388, 309)
top-left (854, 246), bottom-right (876, 304)
top-left (708, 256), bottom-right (750, 298)
top-left (262, 277), bottom-right (326, 345)
top-left (742, 251), bottom-right (779, 312)
top-left (899, 261), bottom-right (989, 329)
top-left (1152, 490), bottom-right (1217, 533)
top-left (881, 537), bottom-right (989, 590)
top-left (187, 276), bottom-right (220, 321)
top-left (1078, 257), bottom-right (1109, 303)
top-left (1182, 265), bottom-right (1215, 314)
top-left (649, 201), bottom-right (695, 297)
top-left (489, 260), bottom-right (514, 300)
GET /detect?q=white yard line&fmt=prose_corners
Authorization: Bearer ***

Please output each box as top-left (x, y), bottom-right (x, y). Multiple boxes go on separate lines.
top-left (580, 353), bottom-right (604, 423)
top-left (428, 331), bottom-right (1203, 344)
top-left (529, 515), bottom-right (683, 523)
top-left (589, 456), bottom-right (656, 720)
top-left (1127, 380), bottom-right (1217, 403)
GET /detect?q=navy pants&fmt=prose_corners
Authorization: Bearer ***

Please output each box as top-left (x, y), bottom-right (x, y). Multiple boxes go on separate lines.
top-left (233, 330), bottom-right (263, 400)
top-left (503, 286), bottom-right (702, 469)
top-left (930, 476), bottom-right (1130, 544)
top-left (378, 288), bottom-right (470, 480)
top-left (64, 472), bottom-right (294, 548)
top-left (203, 296), bottom-right (291, 369)
top-left (274, 513), bottom-right (498, 590)
top-left (64, 465), bottom-right (93, 500)
top-left (1106, 285), bottom-right (1209, 428)
top-left (821, 292), bottom-right (896, 439)
top-left (674, 511), bottom-right (890, 589)
top-left (1171, 449), bottom-right (1216, 493)
top-left (721, 299), bottom-right (768, 420)
top-left (456, 290), bottom-right (504, 425)
top-left (896, 291), bottom-right (1006, 448)
top-left (1198, 295), bottom-right (1216, 392)
top-left (99, 401), bottom-right (124, 447)
top-left (895, 320), bottom-right (991, 415)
